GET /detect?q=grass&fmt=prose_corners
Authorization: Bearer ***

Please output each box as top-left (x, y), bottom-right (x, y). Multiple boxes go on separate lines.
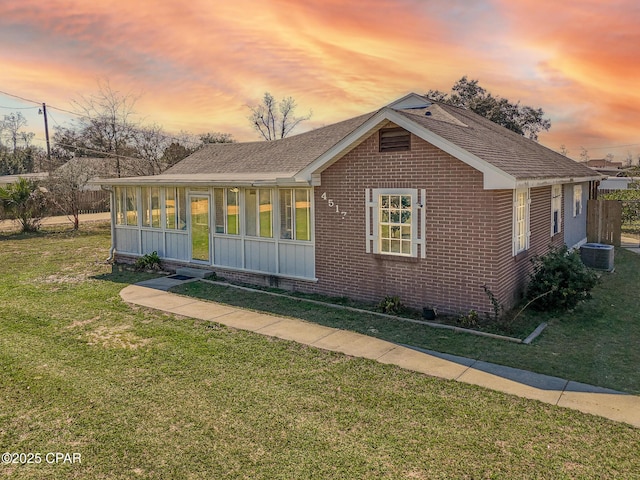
top-left (0, 224), bottom-right (639, 478)
top-left (174, 249), bottom-right (640, 395)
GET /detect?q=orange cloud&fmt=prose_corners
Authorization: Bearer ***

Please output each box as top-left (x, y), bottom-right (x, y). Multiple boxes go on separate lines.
top-left (1, 0), bottom-right (638, 159)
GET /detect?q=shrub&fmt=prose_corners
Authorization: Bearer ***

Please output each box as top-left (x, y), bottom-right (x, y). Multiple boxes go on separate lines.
top-left (135, 251), bottom-right (161, 271)
top-left (377, 295), bottom-right (404, 315)
top-left (526, 245), bottom-right (599, 312)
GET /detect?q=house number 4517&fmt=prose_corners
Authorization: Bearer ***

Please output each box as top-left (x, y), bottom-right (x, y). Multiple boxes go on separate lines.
top-left (320, 192), bottom-right (347, 218)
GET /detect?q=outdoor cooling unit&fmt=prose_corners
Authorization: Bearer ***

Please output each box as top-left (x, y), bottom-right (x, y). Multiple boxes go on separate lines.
top-left (580, 243), bottom-right (615, 271)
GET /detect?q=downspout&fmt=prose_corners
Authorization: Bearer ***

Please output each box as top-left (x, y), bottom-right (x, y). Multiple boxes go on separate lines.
top-left (101, 185), bottom-right (117, 262)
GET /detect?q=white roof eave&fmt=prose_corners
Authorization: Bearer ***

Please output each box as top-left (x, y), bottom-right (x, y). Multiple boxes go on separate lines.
top-left (297, 108), bottom-right (517, 190)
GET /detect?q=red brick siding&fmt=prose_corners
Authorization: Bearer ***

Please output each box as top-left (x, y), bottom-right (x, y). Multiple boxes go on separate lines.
top-left (312, 127), bottom-right (506, 314)
top-left (490, 186), bottom-right (565, 308)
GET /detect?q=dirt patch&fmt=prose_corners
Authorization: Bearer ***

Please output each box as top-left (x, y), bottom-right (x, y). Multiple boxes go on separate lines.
top-left (40, 273), bottom-right (89, 284)
top-left (85, 325), bottom-right (150, 350)
top-left (66, 317), bottom-right (99, 329)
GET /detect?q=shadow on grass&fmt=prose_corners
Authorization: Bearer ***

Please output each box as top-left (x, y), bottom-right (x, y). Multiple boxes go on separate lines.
top-left (92, 264), bottom-right (161, 285)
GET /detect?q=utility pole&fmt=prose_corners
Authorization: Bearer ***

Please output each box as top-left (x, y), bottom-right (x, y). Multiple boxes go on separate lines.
top-left (41, 103), bottom-right (52, 174)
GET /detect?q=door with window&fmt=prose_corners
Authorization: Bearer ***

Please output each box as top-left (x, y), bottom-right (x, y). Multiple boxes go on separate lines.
top-left (190, 195), bottom-right (210, 262)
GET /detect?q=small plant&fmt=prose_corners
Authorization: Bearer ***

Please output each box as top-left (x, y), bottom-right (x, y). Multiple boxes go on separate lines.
top-left (482, 285), bottom-right (504, 323)
top-left (458, 310), bottom-right (479, 328)
top-left (135, 251), bottom-right (161, 271)
top-left (526, 245), bottom-right (599, 312)
top-left (377, 295), bottom-right (404, 315)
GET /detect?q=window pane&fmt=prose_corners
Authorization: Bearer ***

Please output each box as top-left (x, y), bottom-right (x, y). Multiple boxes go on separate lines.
top-left (259, 189), bottom-right (272, 238)
top-left (141, 187), bottom-right (150, 227)
top-left (227, 189), bottom-right (239, 235)
top-left (378, 192), bottom-right (412, 256)
top-left (295, 189), bottom-right (310, 241)
top-left (245, 189), bottom-right (257, 237)
top-left (280, 190), bottom-right (293, 239)
top-left (115, 187), bottom-right (124, 225)
top-left (177, 188), bottom-right (186, 230)
top-left (214, 188), bottom-right (225, 233)
top-left (151, 188), bottom-right (160, 228)
top-left (126, 188), bottom-right (138, 226)
top-left (165, 188), bottom-right (176, 229)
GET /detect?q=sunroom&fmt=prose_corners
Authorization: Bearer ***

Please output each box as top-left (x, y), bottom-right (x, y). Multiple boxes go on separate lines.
top-left (104, 176), bottom-right (315, 281)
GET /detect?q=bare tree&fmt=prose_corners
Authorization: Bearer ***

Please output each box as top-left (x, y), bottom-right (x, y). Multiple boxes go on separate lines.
top-left (579, 147), bottom-right (589, 163)
top-left (248, 92), bottom-right (311, 141)
top-left (47, 158), bottom-right (98, 230)
top-left (71, 80), bottom-right (140, 177)
top-left (2, 112), bottom-right (28, 153)
top-left (559, 144), bottom-right (569, 156)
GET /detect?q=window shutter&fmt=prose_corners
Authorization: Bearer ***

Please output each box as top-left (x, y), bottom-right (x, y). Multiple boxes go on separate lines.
top-left (365, 189), bottom-right (376, 253)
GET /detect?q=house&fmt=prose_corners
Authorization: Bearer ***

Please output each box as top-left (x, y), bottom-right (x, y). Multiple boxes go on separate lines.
top-left (96, 94), bottom-right (601, 315)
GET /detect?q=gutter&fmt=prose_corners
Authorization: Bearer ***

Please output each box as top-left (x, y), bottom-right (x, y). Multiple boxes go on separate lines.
top-left (100, 185), bottom-right (116, 262)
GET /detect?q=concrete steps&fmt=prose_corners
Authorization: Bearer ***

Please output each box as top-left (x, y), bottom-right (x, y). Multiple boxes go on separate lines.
top-left (175, 267), bottom-right (212, 279)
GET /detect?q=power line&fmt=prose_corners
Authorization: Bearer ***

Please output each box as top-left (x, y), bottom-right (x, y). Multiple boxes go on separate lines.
top-left (0, 88), bottom-right (206, 148)
top-left (0, 105), bottom-right (39, 110)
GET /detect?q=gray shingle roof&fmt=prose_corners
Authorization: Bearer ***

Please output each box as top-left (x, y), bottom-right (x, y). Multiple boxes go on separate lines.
top-left (395, 103), bottom-right (597, 180)
top-left (109, 93), bottom-right (599, 187)
top-left (164, 112), bottom-right (376, 177)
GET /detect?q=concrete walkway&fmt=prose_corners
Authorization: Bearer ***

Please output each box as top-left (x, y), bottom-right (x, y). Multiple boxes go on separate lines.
top-left (121, 278), bottom-right (640, 429)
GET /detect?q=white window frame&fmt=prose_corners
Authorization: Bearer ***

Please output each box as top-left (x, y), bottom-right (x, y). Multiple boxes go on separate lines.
top-left (551, 184), bottom-right (562, 236)
top-left (573, 184), bottom-right (583, 217)
top-left (513, 188), bottom-right (530, 255)
top-left (365, 188), bottom-right (426, 258)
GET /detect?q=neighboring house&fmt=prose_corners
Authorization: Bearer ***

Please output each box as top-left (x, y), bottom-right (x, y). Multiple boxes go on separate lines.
top-left (0, 172), bottom-right (49, 188)
top-left (96, 94), bottom-right (600, 315)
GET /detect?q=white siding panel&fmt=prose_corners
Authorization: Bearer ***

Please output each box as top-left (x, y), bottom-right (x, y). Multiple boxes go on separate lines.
top-left (165, 232), bottom-right (189, 261)
top-left (115, 228), bottom-right (139, 254)
top-left (214, 237), bottom-right (242, 268)
top-left (244, 240), bottom-right (276, 273)
top-left (278, 243), bottom-right (314, 278)
top-left (141, 230), bottom-right (164, 256)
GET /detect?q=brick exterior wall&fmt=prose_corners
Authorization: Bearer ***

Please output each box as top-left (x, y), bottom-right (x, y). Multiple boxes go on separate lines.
top-left (310, 124), bottom-right (565, 314)
top-left (115, 124), bottom-right (569, 316)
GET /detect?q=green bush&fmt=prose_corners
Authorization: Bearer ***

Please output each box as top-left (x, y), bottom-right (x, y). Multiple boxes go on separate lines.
top-left (526, 245), bottom-right (599, 312)
top-left (135, 251), bottom-right (161, 271)
top-left (377, 295), bottom-right (404, 315)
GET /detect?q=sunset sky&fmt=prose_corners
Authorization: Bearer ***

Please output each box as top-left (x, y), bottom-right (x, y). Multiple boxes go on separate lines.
top-left (1, 0), bottom-right (639, 162)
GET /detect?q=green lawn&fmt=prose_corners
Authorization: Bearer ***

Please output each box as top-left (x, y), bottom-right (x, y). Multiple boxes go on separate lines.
top-left (1, 225), bottom-right (639, 478)
top-left (176, 248), bottom-right (640, 394)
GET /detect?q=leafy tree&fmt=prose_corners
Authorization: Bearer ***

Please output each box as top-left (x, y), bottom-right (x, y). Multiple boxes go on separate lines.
top-left (200, 132), bottom-right (236, 144)
top-left (0, 177), bottom-right (49, 232)
top-left (248, 92), bottom-right (311, 141)
top-left (426, 76), bottom-right (551, 140)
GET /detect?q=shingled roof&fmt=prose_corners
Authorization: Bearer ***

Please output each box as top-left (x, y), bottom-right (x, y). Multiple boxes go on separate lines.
top-left (98, 93), bottom-right (600, 189)
top-left (164, 112), bottom-right (376, 177)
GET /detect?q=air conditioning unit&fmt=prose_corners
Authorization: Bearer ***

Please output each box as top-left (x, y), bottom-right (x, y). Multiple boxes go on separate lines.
top-left (580, 243), bottom-right (614, 271)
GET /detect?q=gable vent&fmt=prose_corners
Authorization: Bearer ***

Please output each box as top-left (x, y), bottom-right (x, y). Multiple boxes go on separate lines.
top-left (379, 127), bottom-right (410, 152)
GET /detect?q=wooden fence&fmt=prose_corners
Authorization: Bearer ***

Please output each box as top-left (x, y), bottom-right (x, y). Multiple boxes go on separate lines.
top-left (587, 199), bottom-right (622, 246)
top-left (48, 190), bottom-right (110, 216)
